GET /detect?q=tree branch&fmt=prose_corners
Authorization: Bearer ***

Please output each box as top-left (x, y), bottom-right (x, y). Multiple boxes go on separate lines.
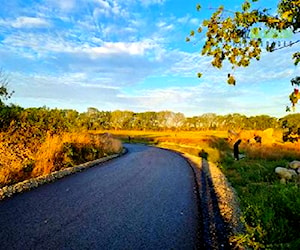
top-left (270, 39), bottom-right (300, 52)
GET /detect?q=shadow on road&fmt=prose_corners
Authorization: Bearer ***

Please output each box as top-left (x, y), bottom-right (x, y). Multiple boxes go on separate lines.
top-left (191, 149), bottom-right (231, 250)
top-left (199, 158), bottom-right (230, 250)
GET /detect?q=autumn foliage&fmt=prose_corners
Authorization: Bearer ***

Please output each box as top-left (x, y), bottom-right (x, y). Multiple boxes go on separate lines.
top-left (188, 0), bottom-right (300, 108)
top-left (0, 126), bottom-right (122, 188)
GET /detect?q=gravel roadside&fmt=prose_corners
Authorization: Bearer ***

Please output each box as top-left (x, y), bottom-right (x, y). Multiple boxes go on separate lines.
top-left (181, 152), bottom-right (245, 249)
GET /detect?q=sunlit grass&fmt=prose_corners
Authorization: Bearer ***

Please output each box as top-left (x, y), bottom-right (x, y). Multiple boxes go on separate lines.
top-left (105, 130), bottom-right (228, 162)
top-left (243, 141), bottom-right (300, 160)
top-left (0, 132), bottom-right (122, 188)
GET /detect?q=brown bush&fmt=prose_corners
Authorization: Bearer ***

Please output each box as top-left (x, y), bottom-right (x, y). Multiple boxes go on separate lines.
top-left (0, 131), bottom-right (123, 188)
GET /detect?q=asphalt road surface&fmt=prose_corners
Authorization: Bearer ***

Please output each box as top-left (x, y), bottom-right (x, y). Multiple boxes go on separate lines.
top-left (0, 144), bottom-right (201, 250)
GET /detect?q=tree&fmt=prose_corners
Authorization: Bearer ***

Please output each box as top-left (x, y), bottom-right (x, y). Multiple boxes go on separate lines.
top-left (246, 115), bottom-right (278, 130)
top-left (0, 104), bottom-right (23, 132)
top-left (279, 113), bottom-right (300, 141)
top-left (0, 69), bottom-right (14, 106)
top-left (187, 0), bottom-right (300, 109)
top-left (110, 110), bottom-right (134, 130)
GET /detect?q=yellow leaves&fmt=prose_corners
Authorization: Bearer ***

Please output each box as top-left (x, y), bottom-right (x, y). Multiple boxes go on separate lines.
top-left (235, 12), bottom-right (243, 22)
top-left (249, 39), bottom-right (259, 47)
top-left (186, 30), bottom-right (195, 43)
top-left (211, 57), bottom-right (222, 68)
top-left (202, 19), bottom-right (209, 27)
top-left (196, 3), bottom-right (201, 11)
top-left (293, 52), bottom-right (300, 66)
top-left (229, 55), bottom-right (236, 64)
top-left (282, 10), bottom-right (293, 22)
top-left (189, 0), bottom-right (298, 91)
top-left (242, 1), bottom-right (251, 12)
top-left (209, 23), bottom-right (219, 35)
top-left (197, 72), bottom-right (202, 78)
top-left (289, 90), bottom-right (300, 106)
top-left (227, 74), bottom-right (236, 85)
top-left (223, 44), bottom-right (231, 51)
top-left (240, 58), bottom-right (250, 67)
top-left (277, 21), bottom-right (286, 30)
top-left (233, 36), bottom-right (241, 43)
top-left (223, 19), bottom-right (234, 30)
top-left (232, 47), bottom-right (239, 56)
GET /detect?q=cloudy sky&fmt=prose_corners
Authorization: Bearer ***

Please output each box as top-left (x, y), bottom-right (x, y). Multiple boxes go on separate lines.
top-left (0, 0), bottom-right (299, 117)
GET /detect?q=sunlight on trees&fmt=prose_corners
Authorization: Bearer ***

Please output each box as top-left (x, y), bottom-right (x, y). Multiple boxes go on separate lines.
top-left (187, 0), bottom-right (300, 109)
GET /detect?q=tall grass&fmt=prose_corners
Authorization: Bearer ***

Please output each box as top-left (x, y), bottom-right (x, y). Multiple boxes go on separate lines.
top-left (0, 132), bottom-right (122, 188)
top-left (244, 142), bottom-right (300, 160)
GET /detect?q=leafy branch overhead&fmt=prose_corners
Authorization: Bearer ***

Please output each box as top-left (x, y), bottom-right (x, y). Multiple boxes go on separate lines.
top-left (187, 0), bottom-right (300, 108)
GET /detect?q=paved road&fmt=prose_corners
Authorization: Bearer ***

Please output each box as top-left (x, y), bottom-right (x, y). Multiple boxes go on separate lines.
top-left (0, 144), bottom-right (201, 250)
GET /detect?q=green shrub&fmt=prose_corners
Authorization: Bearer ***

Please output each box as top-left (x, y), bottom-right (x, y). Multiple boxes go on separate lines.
top-left (63, 142), bottom-right (104, 165)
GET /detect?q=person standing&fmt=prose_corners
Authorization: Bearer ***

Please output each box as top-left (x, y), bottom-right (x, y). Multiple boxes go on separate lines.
top-left (233, 139), bottom-right (242, 160)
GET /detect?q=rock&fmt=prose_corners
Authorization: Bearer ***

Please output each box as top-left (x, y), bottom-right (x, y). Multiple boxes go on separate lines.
top-left (275, 167), bottom-right (297, 183)
top-left (289, 160), bottom-right (300, 169)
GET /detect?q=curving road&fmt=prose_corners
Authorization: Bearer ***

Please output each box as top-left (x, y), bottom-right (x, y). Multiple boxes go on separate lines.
top-left (0, 144), bottom-right (201, 249)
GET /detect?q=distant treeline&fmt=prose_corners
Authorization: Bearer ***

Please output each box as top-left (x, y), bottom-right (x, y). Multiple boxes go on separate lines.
top-left (1, 105), bottom-right (299, 133)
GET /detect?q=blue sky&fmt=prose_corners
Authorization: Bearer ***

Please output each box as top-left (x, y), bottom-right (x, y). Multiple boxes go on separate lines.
top-left (0, 0), bottom-right (299, 117)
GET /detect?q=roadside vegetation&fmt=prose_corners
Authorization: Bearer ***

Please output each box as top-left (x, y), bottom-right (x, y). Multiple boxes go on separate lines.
top-left (0, 106), bottom-right (123, 188)
top-left (216, 140), bottom-right (300, 249)
top-left (111, 129), bottom-right (300, 249)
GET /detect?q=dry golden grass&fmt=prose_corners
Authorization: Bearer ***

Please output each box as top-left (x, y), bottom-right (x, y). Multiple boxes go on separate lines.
top-left (0, 132), bottom-right (122, 188)
top-left (33, 132), bottom-right (122, 177)
top-left (109, 129), bottom-right (299, 162)
top-left (105, 130), bottom-right (228, 163)
top-left (1, 128), bottom-right (297, 188)
top-left (244, 141), bottom-right (300, 160)
top-left (0, 133), bottom-right (35, 187)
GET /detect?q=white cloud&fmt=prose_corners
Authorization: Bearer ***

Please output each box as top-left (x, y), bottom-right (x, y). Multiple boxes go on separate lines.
top-left (139, 0), bottom-right (165, 6)
top-left (2, 31), bottom-right (157, 59)
top-left (87, 41), bottom-right (155, 56)
top-left (47, 0), bottom-right (77, 11)
top-left (1, 17), bottom-right (50, 29)
top-left (177, 15), bottom-right (201, 26)
top-left (93, 0), bottom-right (127, 18)
top-left (94, 0), bottom-right (110, 9)
top-left (156, 21), bottom-right (174, 31)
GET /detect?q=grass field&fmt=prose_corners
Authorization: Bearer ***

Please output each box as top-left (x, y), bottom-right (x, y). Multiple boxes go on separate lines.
top-left (103, 130), bottom-right (228, 162)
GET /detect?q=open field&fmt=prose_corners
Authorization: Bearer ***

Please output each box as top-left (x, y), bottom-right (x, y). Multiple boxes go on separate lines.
top-left (101, 130), bottom-right (229, 162)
